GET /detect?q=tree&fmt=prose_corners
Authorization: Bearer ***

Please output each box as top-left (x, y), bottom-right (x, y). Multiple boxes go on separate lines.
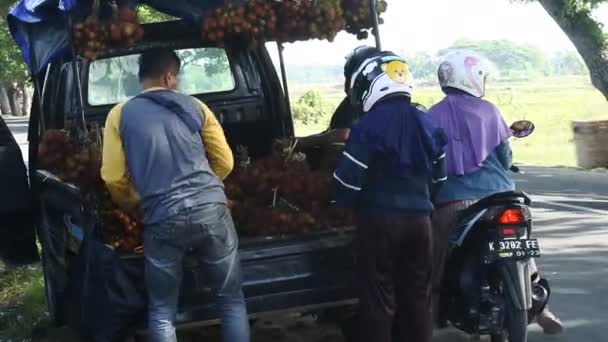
top-left (517, 0), bottom-right (608, 100)
top-left (0, 17), bottom-right (29, 116)
top-left (0, 1), bottom-right (30, 116)
top-left (552, 50), bottom-right (586, 75)
top-left (404, 51), bottom-right (437, 81)
top-left (292, 90), bottom-right (331, 126)
top-left (440, 39), bottom-right (551, 79)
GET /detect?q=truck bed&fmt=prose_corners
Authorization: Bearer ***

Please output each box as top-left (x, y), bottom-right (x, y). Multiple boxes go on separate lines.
top-left (176, 228), bottom-right (356, 326)
top-left (36, 170), bottom-right (358, 328)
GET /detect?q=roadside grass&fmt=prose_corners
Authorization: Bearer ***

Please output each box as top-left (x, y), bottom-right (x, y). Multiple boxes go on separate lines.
top-left (293, 76), bottom-right (608, 167)
top-left (0, 263), bottom-right (48, 341)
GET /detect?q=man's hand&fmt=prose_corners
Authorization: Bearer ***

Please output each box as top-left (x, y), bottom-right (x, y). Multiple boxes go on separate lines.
top-left (288, 128), bottom-right (350, 152)
top-left (273, 138), bottom-right (295, 155)
top-left (328, 128), bottom-right (350, 144)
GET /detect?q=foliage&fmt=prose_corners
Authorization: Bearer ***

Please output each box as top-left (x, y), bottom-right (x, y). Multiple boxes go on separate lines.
top-left (292, 89), bottom-right (332, 126)
top-left (0, 265), bottom-right (48, 340)
top-left (137, 5), bottom-right (175, 23)
top-left (0, 17), bottom-right (29, 83)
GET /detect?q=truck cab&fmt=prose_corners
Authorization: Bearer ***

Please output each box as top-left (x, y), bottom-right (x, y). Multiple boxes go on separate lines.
top-left (6, 20), bottom-right (357, 338)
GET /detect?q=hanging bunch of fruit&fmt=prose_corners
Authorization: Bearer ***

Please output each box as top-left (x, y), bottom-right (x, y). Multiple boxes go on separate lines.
top-left (37, 129), bottom-right (101, 186)
top-left (107, 5), bottom-right (145, 48)
top-left (342, 0), bottom-right (388, 39)
top-left (72, 0), bottom-right (144, 61)
top-left (275, 0), bottom-right (345, 43)
top-left (97, 189), bottom-right (144, 254)
top-left (37, 129), bottom-right (144, 254)
top-left (201, 0), bottom-right (277, 46)
top-left (72, 15), bottom-right (109, 61)
top-left (200, 0), bottom-right (387, 46)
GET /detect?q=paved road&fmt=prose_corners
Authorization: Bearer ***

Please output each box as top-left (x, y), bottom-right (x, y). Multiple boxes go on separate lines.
top-left (3, 117), bottom-right (29, 165)
top-left (432, 166), bottom-right (608, 342)
top-left (5, 118), bottom-right (608, 341)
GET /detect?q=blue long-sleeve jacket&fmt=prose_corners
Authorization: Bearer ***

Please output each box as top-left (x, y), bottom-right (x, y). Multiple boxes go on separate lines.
top-left (332, 99), bottom-right (447, 216)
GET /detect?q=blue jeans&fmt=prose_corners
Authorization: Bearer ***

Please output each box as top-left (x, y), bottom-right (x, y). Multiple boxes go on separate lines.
top-left (144, 203), bottom-right (249, 342)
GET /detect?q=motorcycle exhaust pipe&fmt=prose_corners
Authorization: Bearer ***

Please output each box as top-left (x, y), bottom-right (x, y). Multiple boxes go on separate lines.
top-left (529, 279), bottom-right (551, 320)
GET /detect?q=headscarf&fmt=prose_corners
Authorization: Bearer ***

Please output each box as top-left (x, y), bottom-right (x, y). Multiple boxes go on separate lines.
top-left (350, 97), bottom-right (446, 178)
top-left (427, 92), bottom-right (511, 176)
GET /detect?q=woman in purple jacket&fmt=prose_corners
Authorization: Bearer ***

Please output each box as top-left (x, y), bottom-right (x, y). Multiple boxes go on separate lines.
top-left (427, 50), bottom-right (562, 335)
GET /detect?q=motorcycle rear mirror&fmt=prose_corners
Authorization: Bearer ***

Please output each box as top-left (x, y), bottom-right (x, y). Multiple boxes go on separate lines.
top-left (510, 120), bottom-right (535, 138)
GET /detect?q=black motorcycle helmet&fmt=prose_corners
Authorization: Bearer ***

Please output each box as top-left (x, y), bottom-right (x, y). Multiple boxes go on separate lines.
top-left (349, 51), bottom-right (414, 113)
top-left (343, 45), bottom-right (380, 94)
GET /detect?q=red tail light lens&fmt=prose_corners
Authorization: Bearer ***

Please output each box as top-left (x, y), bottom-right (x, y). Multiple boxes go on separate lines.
top-left (498, 209), bottom-right (525, 225)
top-left (502, 228), bottom-right (517, 236)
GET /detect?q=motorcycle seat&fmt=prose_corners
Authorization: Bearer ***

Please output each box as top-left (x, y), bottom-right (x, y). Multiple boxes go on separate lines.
top-left (457, 191), bottom-right (531, 223)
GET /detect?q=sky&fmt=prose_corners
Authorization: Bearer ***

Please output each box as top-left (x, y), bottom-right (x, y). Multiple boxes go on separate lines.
top-left (271, 0), bottom-right (608, 65)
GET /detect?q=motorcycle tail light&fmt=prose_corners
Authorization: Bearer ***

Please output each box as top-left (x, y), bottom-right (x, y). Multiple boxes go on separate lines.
top-left (501, 227), bottom-right (517, 236)
top-left (498, 209), bottom-right (525, 225)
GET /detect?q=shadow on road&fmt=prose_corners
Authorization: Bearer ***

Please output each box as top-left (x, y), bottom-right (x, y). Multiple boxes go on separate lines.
top-left (526, 204), bottom-right (607, 341)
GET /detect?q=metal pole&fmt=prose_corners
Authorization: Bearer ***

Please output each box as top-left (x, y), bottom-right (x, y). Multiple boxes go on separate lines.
top-left (68, 14), bottom-right (88, 135)
top-left (27, 26), bottom-right (42, 182)
top-left (277, 42), bottom-right (290, 137)
top-left (369, 0), bottom-right (382, 50)
top-left (31, 67), bottom-right (45, 134)
top-left (38, 66), bottom-right (51, 132)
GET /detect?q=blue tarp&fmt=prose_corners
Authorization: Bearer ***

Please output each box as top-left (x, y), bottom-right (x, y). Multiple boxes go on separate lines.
top-left (7, 0), bottom-right (229, 74)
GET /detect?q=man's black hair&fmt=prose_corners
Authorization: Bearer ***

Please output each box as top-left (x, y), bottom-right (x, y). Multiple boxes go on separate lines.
top-left (138, 48), bottom-right (181, 81)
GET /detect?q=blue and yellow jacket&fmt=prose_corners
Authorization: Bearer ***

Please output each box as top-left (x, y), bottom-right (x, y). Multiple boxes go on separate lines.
top-left (101, 88), bottom-right (233, 225)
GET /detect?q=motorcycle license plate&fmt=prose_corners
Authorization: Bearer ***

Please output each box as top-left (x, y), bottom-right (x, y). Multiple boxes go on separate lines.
top-left (488, 239), bottom-right (541, 259)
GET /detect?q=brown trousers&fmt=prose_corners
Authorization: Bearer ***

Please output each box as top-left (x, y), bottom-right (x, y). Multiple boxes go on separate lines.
top-left (355, 214), bottom-right (433, 342)
top-left (430, 200), bottom-right (478, 320)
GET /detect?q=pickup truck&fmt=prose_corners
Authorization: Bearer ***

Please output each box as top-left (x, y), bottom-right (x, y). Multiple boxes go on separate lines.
top-left (5, 19), bottom-right (358, 339)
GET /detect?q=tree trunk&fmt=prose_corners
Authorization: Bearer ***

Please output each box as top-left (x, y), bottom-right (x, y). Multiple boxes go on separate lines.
top-left (538, 0), bottom-right (608, 100)
top-left (5, 82), bottom-right (19, 116)
top-left (0, 82), bottom-right (10, 115)
top-left (19, 82), bottom-right (29, 117)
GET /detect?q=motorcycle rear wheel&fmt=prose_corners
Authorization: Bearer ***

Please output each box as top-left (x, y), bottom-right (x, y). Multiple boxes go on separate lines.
top-left (491, 302), bottom-right (528, 342)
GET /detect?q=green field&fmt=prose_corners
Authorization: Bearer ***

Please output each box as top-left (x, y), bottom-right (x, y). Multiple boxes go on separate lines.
top-left (292, 76), bottom-right (608, 167)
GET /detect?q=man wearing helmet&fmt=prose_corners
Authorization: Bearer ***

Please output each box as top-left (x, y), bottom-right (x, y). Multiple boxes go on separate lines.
top-left (333, 50), bottom-right (447, 342)
top-left (282, 46), bottom-right (379, 168)
top-left (283, 46), bottom-right (429, 170)
top-left (427, 50), bottom-right (563, 335)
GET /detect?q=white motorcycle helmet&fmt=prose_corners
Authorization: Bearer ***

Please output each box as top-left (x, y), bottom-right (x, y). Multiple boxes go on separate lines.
top-left (437, 50), bottom-right (488, 98)
top-left (349, 51), bottom-right (415, 112)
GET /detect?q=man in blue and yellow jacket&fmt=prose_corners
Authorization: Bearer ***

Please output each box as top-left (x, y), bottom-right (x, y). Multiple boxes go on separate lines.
top-left (101, 48), bottom-right (249, 342)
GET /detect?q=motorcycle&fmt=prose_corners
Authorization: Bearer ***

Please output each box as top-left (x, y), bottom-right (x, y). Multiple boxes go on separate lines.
top-left (437, 120), bottom-right (550, 342)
